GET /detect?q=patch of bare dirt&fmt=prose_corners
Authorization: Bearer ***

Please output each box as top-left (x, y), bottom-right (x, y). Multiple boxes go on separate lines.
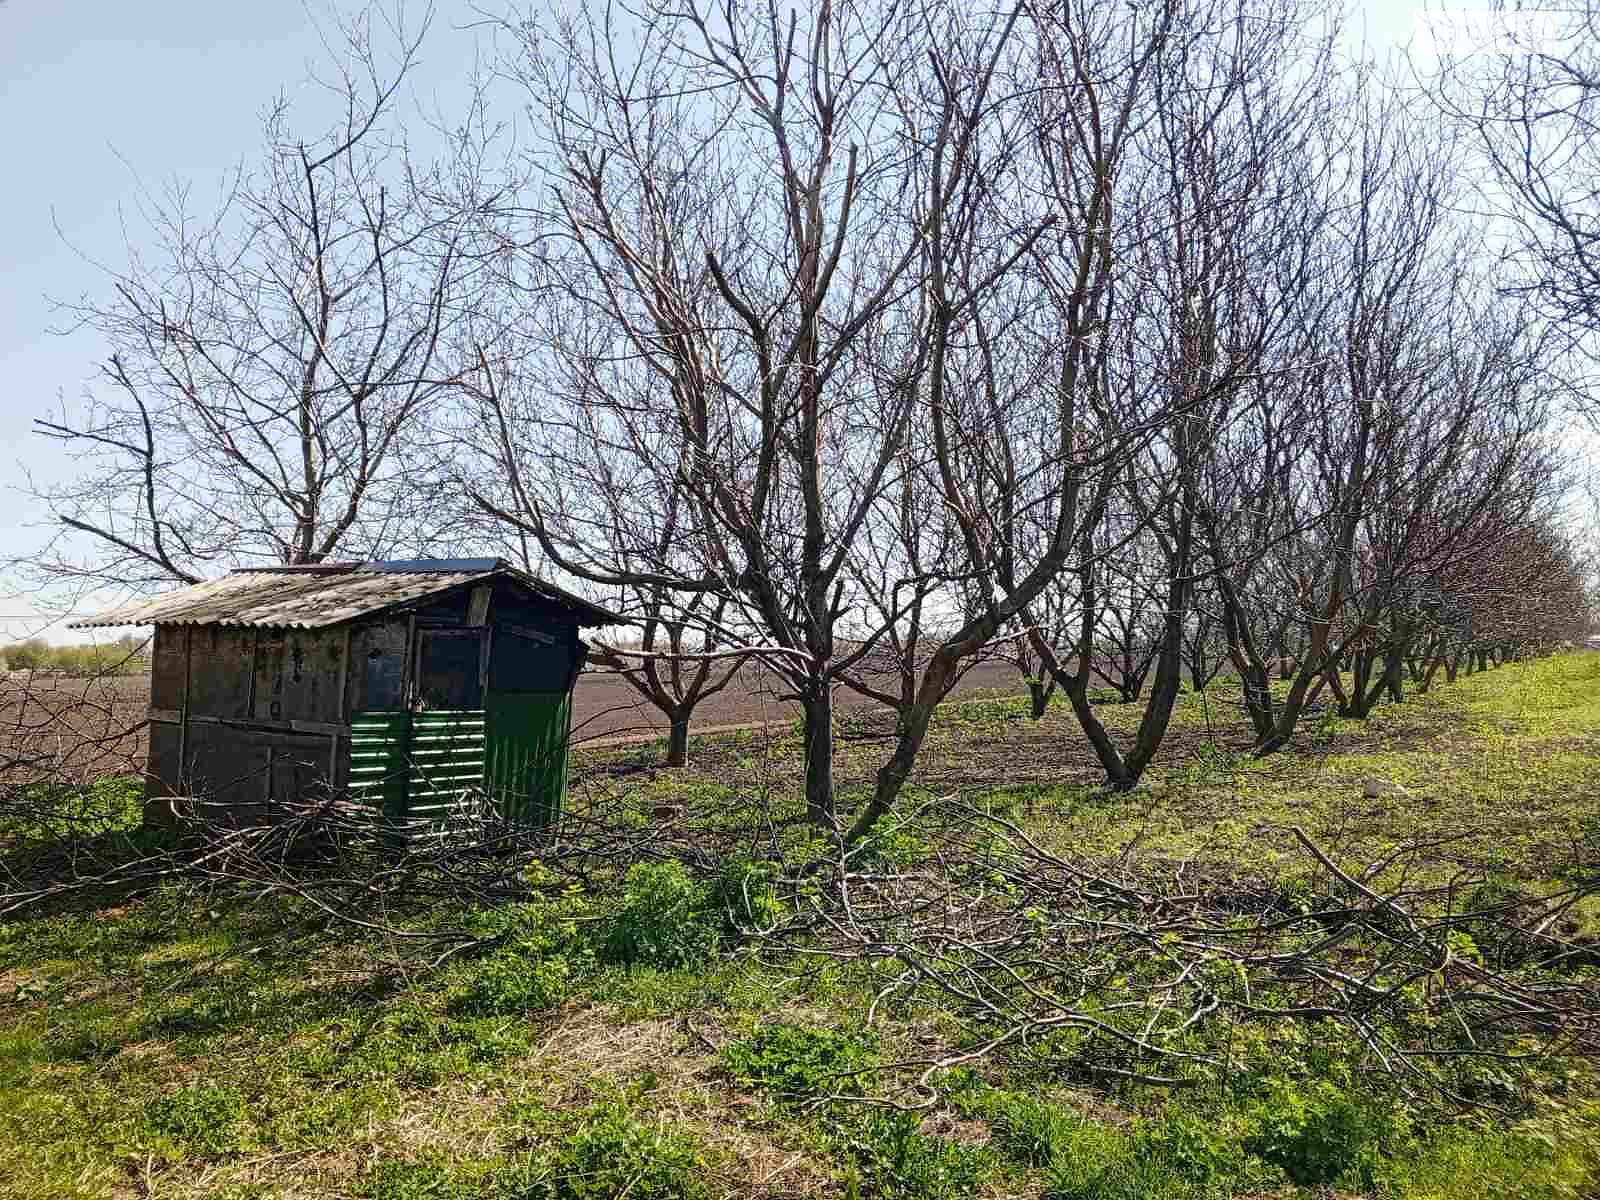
top-left (0, 671), bottom-right (148, 784)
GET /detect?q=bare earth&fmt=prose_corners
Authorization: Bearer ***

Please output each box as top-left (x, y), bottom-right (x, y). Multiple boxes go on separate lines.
top-left (1, 657), bottom-right (1026, 781)
top-left (569, 657), bottom-right (1023, 746)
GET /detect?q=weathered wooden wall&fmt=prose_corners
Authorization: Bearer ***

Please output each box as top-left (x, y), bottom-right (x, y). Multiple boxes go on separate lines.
top-left (145, 623), bottom-right (351, 821)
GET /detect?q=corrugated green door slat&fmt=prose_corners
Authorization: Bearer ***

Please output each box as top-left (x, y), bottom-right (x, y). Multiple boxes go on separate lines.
top-left (349, 711), bottom-right (411, 820)
top-left (485, 692), bottom-right (570, 826)
top-left (349, 710), bottom-right (487, 829)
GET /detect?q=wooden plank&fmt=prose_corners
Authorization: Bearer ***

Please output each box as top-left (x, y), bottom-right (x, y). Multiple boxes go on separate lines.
top-left (291, 720), bottom-right (349, 734)
top-left (185, 715), bottom-right (352, 735)
top-left (500, 621), bottom-right (555, 646)
top-left (179, 626), bottom-right (193, 792)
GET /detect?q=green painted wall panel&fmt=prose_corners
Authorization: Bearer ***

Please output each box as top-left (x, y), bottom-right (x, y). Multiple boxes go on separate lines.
top-left (349, 710), bottom-right (487, 827)
top-left (485, 691), bottom-right (571, 826)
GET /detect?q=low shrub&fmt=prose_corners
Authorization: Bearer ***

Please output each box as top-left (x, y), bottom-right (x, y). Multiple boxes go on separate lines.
top-left (722, 1023), bottom-right (879, 1104)
top-left (851, 825), bottom-right (930, 870)
top-left (837, 1109), bottom-right (996, 1200)
top-left (456, 952), bottom-right (574, 1017)
top-left (709, 854), bottom-right (783, 935)
top-left (141, 1082), bottom-right (251, 1157)
top-left (1242, 1079), bottom-right (1401, 1189)
top-left (600, 862), bottom-right (719, 970)
top-left (454, 896), bottom-right (594, 1017)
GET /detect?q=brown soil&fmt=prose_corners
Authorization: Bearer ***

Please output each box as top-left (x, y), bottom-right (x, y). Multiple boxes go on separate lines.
top-left (571, 656), bottom-right (1026, 746)
top-left (0, 657), bottom-right (1029, 783)
top-left (0, 671), bottom-right (149, 783)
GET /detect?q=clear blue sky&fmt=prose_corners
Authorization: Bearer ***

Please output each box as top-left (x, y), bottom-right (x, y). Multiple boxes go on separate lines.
top-left (0, 0), bottom-right (1442, 644)
top-left (0, 1), bottom-right (485, 642)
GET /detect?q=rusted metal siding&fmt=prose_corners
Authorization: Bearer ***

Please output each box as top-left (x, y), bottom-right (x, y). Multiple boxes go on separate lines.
top-left (185, 724), bottom-right (331, 822)
top-left (145, 721), bottom-right (182, 817)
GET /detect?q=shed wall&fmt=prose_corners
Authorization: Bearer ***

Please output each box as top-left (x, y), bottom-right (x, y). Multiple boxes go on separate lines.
top-left (188, 626), bottom-right (255, 718)
top-left (251, 626), bottom-right (346, 724)
top-left (146, 622), bottom-right (348, 821)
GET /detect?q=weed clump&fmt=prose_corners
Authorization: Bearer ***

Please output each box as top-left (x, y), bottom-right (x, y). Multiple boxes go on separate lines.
top-left (1241, 1079), bottom-right (1402, 1188)
top-left (141, 1082), bottom-right (251, 1157)
top-left (454, 897), bottom-right (593, 1017)
top-left (837, 1109), bottom-right (995, 1200)
top-left (722, 1023), bottom-right (879, 1104)
top-left (516, 1100), bottom-right (712, 1199)
top-left (600, 861), bottom-right (720, 970)
top-left (709, 853), bottom-right (783, 935)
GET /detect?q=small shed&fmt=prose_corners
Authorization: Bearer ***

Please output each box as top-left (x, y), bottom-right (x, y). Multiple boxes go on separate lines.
top-left (71, 559), bottom-right (623, 829)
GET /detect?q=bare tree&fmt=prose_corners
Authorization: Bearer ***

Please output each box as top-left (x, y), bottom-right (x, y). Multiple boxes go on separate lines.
top-left (1192, 71), bottom-right (1563, 749)
top-left (24, 4), bottom-right (478, 595)
top-left (475, 0), bottom-right (1043, 825)
top-left (841, 0), bottom-right (1181, 839)
top-left (1437, 0), bottom-right (1600, 412)
top-left (464, 348), bottom-right (743, 766)
top-left (1015, 0), bottom-right (1336, 784)
top-left (1089, 518), bottom-right (1166, 704)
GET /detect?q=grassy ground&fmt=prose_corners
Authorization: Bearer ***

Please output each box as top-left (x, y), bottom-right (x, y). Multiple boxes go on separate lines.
top-left (2, 654), bottom-right (1598, 1199)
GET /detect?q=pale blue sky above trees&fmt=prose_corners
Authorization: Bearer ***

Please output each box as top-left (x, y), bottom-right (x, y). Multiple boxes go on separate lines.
top-left (0, 0), bottom-right (1473, 642)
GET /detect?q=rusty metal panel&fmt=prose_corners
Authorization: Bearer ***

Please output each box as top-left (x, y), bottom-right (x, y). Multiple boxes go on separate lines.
top-left (184, 723), bottom-right (265, 814)
top-left (145, 721), bottom-right (182, 821)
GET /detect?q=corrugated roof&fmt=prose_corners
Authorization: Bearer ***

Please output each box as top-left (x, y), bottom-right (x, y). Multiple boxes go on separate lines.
top-left (68, 561), bottom-right (623, 630)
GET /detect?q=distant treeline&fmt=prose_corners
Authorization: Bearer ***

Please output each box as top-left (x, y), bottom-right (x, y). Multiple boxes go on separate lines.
top-left (2, 636), bottom-right (149, 676)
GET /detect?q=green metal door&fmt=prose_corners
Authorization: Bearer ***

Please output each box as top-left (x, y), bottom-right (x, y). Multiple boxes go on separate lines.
top-left (348, 709), bottom-right (487, 827)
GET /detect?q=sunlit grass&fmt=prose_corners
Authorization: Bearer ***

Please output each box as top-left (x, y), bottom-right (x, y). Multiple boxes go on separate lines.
top-left (1, 653), bottom-right (1596, 1198)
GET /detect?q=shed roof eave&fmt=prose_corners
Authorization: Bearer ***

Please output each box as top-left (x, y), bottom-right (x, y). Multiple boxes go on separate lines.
top-left (66, 562), bottom-right (627, 631)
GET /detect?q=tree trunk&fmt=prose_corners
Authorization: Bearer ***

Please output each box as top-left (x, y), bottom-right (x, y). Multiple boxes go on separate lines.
top-left (665, 713), bottom-right (690, 768)
top-left (1346, 648), bottom-right (1398, 718)
top-left (802, 691), bottom-right (835, 826)
top-left (1028, 680), bottom-right (1051, 720)
top-left (1238, 663), bottom-right (1276, 742)
top-left (1061, 676), bottom-right (1138, 789)
top-left (1213, 575), bottom-right (1275, 743)
top-left (846, 645), bottom-right (978, 846)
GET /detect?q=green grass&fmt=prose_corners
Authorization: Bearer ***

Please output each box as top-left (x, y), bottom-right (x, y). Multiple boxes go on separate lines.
top-left (1, 653), bottom-right (1596, 1197)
